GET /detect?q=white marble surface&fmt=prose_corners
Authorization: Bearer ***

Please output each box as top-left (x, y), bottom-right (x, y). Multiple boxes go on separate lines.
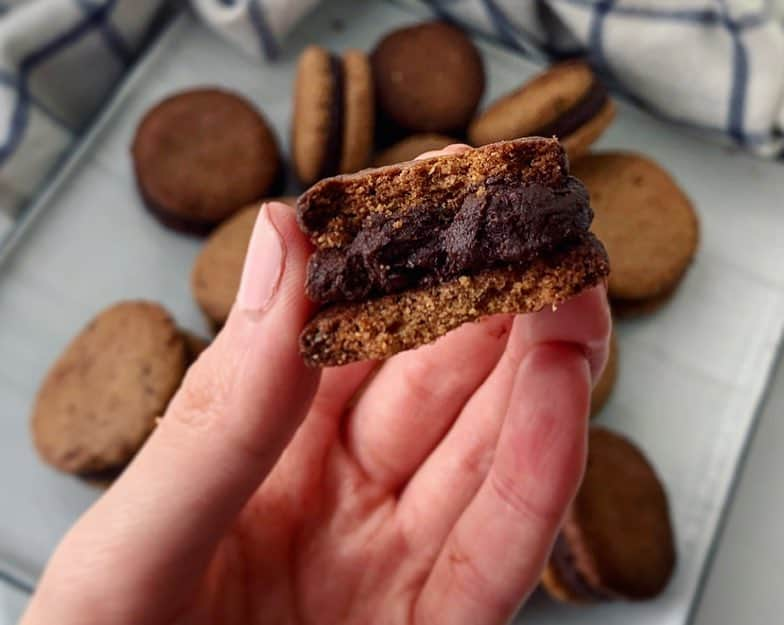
top-left (2, 2), bottom-right (784, 624)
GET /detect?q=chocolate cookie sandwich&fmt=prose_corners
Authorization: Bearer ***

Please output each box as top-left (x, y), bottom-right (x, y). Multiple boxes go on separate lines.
top-left (469, 60), bottom-right (614, 160)
top-left (292, 46), bottom-right (374, 186)
top-left (542, 427), bottom-right (676, 603)
top-left (297, 137), bottom-right (609, 366)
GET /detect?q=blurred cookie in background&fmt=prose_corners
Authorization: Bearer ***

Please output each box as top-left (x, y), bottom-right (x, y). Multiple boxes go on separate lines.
top-left (372, 21), bottom-right (484, 138)
top-left (191, 198), bottom-right (296, 330)
top-left (572, 152), bottom-right (699, 315)
top-left (31, 301), bottom-right (188, 477)
top-left (469, 60), bottom-right (614, 160)
top-left (132, 89), bottom-right (282, 234)
top-left (292, 46), bottom-right (374, 186)
top-left (542, 427), bottom-right (676, 603)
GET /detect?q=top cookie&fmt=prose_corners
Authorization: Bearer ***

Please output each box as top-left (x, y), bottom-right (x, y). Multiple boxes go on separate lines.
top-left (572, 152), bottom-right (699, 302)
top-left (31, 301), bottom-right (187, 474)
top-left (469, 60), bottom-right (614, 160)
top-left (132, 88), bottom-right (281, 234)
top-left (372, 21), bottom-right (484, 134)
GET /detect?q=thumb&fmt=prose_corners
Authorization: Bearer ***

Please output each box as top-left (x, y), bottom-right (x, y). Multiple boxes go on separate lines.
top-left (34, 202), bottom-right (320, 617)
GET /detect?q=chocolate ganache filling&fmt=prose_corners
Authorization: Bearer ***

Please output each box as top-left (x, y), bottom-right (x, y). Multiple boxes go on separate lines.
top-left (549, 533), bottom-right (613, 602)
top-left (305, 176), bottom-right (592, 305)
top-left (535, 80), bottom-right (608, 139)
top-left (316, 54), bottom-right (345, 180)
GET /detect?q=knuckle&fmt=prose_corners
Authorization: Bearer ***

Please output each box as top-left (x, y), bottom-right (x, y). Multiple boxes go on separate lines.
top-left (445, 532), bottom-right (511, 615)
top-left (489, 469), bottom-right (560, 532)
top-left (166, 357), bottom-right (234, 432)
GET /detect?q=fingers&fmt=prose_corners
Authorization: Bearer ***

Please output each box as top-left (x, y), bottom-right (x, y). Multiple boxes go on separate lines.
top-left (345, 315), bottom-right (513, 489)
top-left (398, 287), bottom-right (610, 555)
top-left (414, 343), bottom-right (591, 625)
top-left (415, 143), bottom-right (472, 161)
top-left (50, 203), bottom-right (320, 604)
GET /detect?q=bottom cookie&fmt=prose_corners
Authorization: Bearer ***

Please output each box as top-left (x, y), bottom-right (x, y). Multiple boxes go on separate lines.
top-left (300, 233), bottom-right (609, 366)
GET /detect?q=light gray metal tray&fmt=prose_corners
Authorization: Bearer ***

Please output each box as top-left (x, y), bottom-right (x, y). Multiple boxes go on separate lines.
top-left (1, 2), bottom-right (783, 624)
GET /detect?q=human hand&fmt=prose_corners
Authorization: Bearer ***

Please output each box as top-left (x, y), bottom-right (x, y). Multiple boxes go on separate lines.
top-left (22, 146), bottom-right (611, 625)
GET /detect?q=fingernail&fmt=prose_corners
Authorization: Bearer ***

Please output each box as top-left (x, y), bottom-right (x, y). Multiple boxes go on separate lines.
top-left (237, 203), bottom-right (285, 314)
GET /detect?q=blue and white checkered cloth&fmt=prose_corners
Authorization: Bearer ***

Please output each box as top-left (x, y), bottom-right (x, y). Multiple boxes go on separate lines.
top-left (2, 0), bottom-right (784, 222)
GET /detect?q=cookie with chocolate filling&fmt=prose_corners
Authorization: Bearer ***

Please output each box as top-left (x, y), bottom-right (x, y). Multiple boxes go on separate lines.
top-left (292, 46), bottom-right (374, 186)
top-left (372, 133), bottom-right (459, 167)
top-left (468, 60), bottom-right (614, 160)
top-left (132, 89), bottom-right (281, 234)
top-left (572, 152), bottom-right (699, 311)
top-left (372, 21), bottom-right (485, 136)
top-left (297, 137), bottom-right (609, 367)
top-left (192, 198), bottom-right (296, 329)
top-left (542, 427), bottom-right (676, 603)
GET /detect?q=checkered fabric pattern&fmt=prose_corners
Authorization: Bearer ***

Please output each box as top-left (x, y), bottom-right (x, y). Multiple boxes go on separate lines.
top-left (0, 0), bottom-right (165, 221)
top-left (417, 0), bottom-right (784, 155)
top-left (2, 1), bottom-right (784, 229)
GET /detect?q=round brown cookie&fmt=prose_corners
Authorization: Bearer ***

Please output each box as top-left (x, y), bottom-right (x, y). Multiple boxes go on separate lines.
top-left (292, 46), bottom-right (373, 186)
top-left (542, 427), bottom-right (676, 602)
top-left (132, 88), bottom-right (281, 234)
top-left (590, 330), bottom-right (618, 418)
top-left (371, 133), bottom-right (458, 167)
top-left (371, 21), bottom-right (484, 134)
top-left (191, 198), bottom-right (297, 328)
top-left (468, 60), bottom-right (614, 160)
top-left (572, 152), bottom-right (699, 305)
top-left (31, 301), bottom-right (187, 474)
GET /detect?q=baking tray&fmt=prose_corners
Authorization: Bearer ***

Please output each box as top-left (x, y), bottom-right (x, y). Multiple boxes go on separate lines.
top-left (1, 1), bottom-right (784, 624)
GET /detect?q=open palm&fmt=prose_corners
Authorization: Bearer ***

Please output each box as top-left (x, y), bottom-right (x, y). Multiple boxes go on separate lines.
top-left (23, 191), bottom-right (609, 625)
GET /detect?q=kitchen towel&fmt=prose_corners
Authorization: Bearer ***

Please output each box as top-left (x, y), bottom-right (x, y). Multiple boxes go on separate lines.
top-left (2, 0), bottom-right (784, 227)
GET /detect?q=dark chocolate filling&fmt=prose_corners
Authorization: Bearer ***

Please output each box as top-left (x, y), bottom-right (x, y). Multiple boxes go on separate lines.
top-left (316, 54), bottom-right (345, 180)
top-left (534, 80), bottom-right (608, 140)
top-left (306, 176), bottom-right (591, 304)
top-left (549, 533), bottom-right (613, 602)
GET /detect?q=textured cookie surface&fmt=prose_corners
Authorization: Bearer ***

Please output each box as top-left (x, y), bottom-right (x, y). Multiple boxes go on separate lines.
top-left (546, 427), bottom-right (676, 601)
top-left (372, 21), bottom-right (484, 133)
top-left (292, 46), bottom-right (337, 185)
top-left (340, 49), bottom-right (374, 174)
top-left (192, 198), bottom-right (296, 327)
top-left (372, 133), bottom-right (458, 167)
top-left (573, 152), bottom-right (698, 302)
top-left (590, 330), bottom-right (618, 417)
top-left (132, 89), bottom-right (280, 233)
top-left (301, 234), bottom-right (608, 366)
top-left (298, 137), bottom-right (572, 248)
top-left (31, 301), bottom-right (187, 474)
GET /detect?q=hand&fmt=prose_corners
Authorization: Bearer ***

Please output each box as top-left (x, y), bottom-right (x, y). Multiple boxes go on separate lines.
top-left (22, 146), bottom-right (611, 625)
